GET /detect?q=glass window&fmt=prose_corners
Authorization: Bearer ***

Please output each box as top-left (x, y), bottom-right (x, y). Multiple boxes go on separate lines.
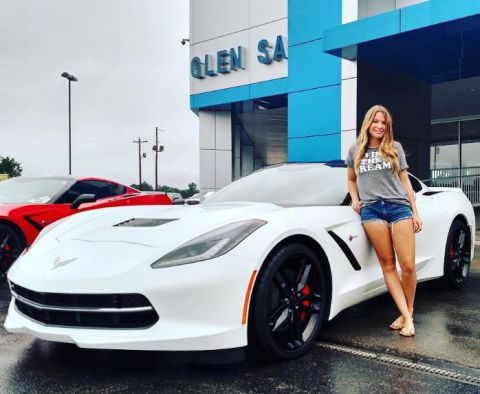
top-left (105, 182), bottom-right (127, 196)
top-left (430, 77), bottom-right (480, 204)
top-left (461, 119), bottom-right (480, 168)
top-left (55, 180), bottom-right (125, 204)
top-left (232, 98), bottom-right (287, 181)
top-left (55, 182), bottom-right (92, 203)
top-left (79, 181), bottom-right (126, 199)
top-left (430, 122), bottom-right (459, 179)
top-left (0, 177), bottom-right (73, 204)
top-left (205, 164), bottom-right (347, 207)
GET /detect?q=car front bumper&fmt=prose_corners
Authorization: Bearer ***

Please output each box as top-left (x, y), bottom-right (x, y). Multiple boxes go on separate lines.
top-left (5, 252), bottom-right (258, 351)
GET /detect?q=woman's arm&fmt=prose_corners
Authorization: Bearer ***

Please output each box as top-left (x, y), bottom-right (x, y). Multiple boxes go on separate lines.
top-left (399, 170), bottom-right (422, 232)
top-left (347, 168), bottom-right (361, 214)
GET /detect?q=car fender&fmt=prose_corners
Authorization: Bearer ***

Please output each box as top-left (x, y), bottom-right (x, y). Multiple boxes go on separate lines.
top-left (230, 206), bottom-right (374, 320)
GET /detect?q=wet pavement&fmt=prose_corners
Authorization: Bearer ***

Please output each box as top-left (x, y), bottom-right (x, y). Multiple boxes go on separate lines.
top-left (0, 336), bottom-right (478, 394)
top-left (319, 269), bottom-right (480, 371)
top-left (0, 250), bottom-right (479, 393)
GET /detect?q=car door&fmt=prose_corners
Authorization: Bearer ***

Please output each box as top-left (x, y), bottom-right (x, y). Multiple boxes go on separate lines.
top-left (327, 176), bottom-right (427, 299)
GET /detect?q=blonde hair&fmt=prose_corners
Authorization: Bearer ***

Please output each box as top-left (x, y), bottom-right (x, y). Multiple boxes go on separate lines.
top-left (354, 105), bottom-right (400, 174)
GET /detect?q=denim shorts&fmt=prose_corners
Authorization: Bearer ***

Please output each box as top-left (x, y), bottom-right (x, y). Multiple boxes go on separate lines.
top-left (360, 199), bottom-right (413, 225)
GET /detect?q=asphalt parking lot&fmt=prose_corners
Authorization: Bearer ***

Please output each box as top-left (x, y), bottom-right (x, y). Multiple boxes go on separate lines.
top-left (0, 249), bottom-right (479, 393)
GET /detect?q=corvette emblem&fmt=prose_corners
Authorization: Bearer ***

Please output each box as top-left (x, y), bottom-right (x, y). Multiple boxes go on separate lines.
top-left (348, 235), bottom-right (359, 242)
top-left (52, 256), bottom-right (78, 271)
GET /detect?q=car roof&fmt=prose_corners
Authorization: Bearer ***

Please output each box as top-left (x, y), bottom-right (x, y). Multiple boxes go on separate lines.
top-left (9, 176), bottom-right (76, 181)
top-left (12, 176), bottom-right (125, 184)
top-left (252, 161), bottom-right (347, 174)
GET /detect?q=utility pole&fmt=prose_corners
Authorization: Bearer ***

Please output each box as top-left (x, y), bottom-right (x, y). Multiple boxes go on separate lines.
top-left (132, 137), bottom-right (148, 189)
top-left (153, 127), bottom-right (165, 191)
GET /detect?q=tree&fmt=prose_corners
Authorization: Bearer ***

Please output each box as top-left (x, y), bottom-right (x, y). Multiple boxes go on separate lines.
top-left (158, 185), bottom-right (181, 193)
top-left (155, 183), bottom-right (199, 198)
top-left (180, 182), bottom-right (199, 199)
top-left (130, 181), bottom-right (153, 191)
top-left (188, 182), bottom-right (199, 195)
top-left (0, 156), bottom-right (22, 177)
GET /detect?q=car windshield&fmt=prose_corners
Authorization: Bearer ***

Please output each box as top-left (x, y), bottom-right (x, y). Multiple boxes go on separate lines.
top-left (0, 177), bottom-right (73, 204)
top-left (205, 163), bottom-right (348, 206)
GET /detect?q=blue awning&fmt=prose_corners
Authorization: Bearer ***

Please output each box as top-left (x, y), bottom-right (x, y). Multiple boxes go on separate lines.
top-left (323, 0), bottom-right (480, 83)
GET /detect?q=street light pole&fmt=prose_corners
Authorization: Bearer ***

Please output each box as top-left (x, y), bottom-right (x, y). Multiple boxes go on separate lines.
top-left (61, 72), bottom-right (78, 175)
top-left (68, 80), bottom-right (71, 174)
top-left (132, 137), bottom-right (148, 189)
top-left (153, 127), bottom-right (165, 191)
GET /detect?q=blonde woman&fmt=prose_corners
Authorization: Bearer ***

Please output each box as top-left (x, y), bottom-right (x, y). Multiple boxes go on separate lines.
top-left (346, 105), bottom-right (422, 337)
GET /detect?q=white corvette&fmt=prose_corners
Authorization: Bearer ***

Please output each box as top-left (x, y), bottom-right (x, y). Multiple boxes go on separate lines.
top-left (4, 163), bottom-right (475, 360)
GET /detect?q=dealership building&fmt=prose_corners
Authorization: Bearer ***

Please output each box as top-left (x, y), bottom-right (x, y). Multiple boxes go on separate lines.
top-left (189, 0), bottom-right (480, 203)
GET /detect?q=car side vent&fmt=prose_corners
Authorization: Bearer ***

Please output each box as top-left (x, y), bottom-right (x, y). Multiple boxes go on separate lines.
top-left (327, 230), bottom-right (362, 271)
top-left (422, 191), bottom-right (443, 196)
top-left (114, 218), bottom-right (178, 227)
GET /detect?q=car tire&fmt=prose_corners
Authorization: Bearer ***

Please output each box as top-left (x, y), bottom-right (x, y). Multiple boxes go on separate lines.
top-left (249, 243), bottom-right (328, 361)
top-left (438, 219), bottom-right (471, 290)
top-left (0, 223), bottom-right (26, 277)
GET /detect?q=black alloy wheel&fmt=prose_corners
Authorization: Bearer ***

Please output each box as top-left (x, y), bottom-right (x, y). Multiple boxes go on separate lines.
top-left (249, 243), bottom-right (328, 361)
top-left (441, 220), bottom-right (471, 289)
top-left (0, 224), bottom-right (25, 278)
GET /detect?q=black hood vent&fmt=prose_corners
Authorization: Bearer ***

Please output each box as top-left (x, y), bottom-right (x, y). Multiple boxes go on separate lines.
top-left (114, 218), bottom-right (178, 227)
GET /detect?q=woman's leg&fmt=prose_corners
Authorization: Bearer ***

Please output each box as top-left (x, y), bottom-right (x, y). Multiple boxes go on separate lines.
top-left (391, 218), bottom-right (416, 317)
top-left (362, 221), bottom-right (411, 323)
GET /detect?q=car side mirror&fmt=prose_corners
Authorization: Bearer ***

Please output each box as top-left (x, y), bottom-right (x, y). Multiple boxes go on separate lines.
top-left (70, 194), bottom-right (97, 209)
top-left (172, 198), bottom-right (185, 205)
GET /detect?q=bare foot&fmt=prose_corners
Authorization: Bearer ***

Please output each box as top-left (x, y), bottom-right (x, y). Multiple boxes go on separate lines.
top-left (399, 318), bottom-right (415, 337)
top-left (389, 316), bottom-right (404, 330)
top-left (390, 310), bottom-right (414, 330)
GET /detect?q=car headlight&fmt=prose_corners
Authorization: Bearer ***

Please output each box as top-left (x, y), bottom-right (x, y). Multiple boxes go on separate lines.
top-left (151, 219), bottom-right (267, 268)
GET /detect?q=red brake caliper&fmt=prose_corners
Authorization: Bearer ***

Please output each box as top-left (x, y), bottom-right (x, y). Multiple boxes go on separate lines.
top-left (300, 284), bottom-right (310, 321)
top-left (449, 246), bottom-right (454, 260)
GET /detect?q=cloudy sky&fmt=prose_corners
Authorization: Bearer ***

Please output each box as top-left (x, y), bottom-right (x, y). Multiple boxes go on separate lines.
top-left (0, 0), bottom-right (199, 189)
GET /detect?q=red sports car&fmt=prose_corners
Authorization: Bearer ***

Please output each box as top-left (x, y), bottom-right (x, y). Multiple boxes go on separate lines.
top-left (0, 176), bottom-right (172, 276)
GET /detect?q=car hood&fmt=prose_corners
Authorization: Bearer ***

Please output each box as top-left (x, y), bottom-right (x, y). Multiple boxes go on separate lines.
top-left (8, 202), bottom-right (280, 286)
top-left (52, 202), bottom-right (281, 248)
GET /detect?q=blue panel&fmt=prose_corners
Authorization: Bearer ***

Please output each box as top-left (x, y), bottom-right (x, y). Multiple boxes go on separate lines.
top-left (288, 85), bottom-right (341, 138)
top-left (250, 78), bottom-right (288, 99)
top-left (324, 0), bottom-right (480, 54)
top-left (191, 78), bottom-right (289, 110)
top-left (289, 0), bottom-right (342, 46)
top-left (325, 12), bottom-right (480, 84)
top-left (401, 0), bottom-right (480, 32)
top-left (289, 39), bottom-right (341, 92)
top-left (191, 85), bottom-right (250, 109)
top-left (288, 134), bottom-right (341, 162)
top-left (323, 9), bottom-right (400, 53)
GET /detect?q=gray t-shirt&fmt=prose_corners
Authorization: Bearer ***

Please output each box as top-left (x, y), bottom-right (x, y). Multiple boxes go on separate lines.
top-left (346, 141), bottom-right (410, 207)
